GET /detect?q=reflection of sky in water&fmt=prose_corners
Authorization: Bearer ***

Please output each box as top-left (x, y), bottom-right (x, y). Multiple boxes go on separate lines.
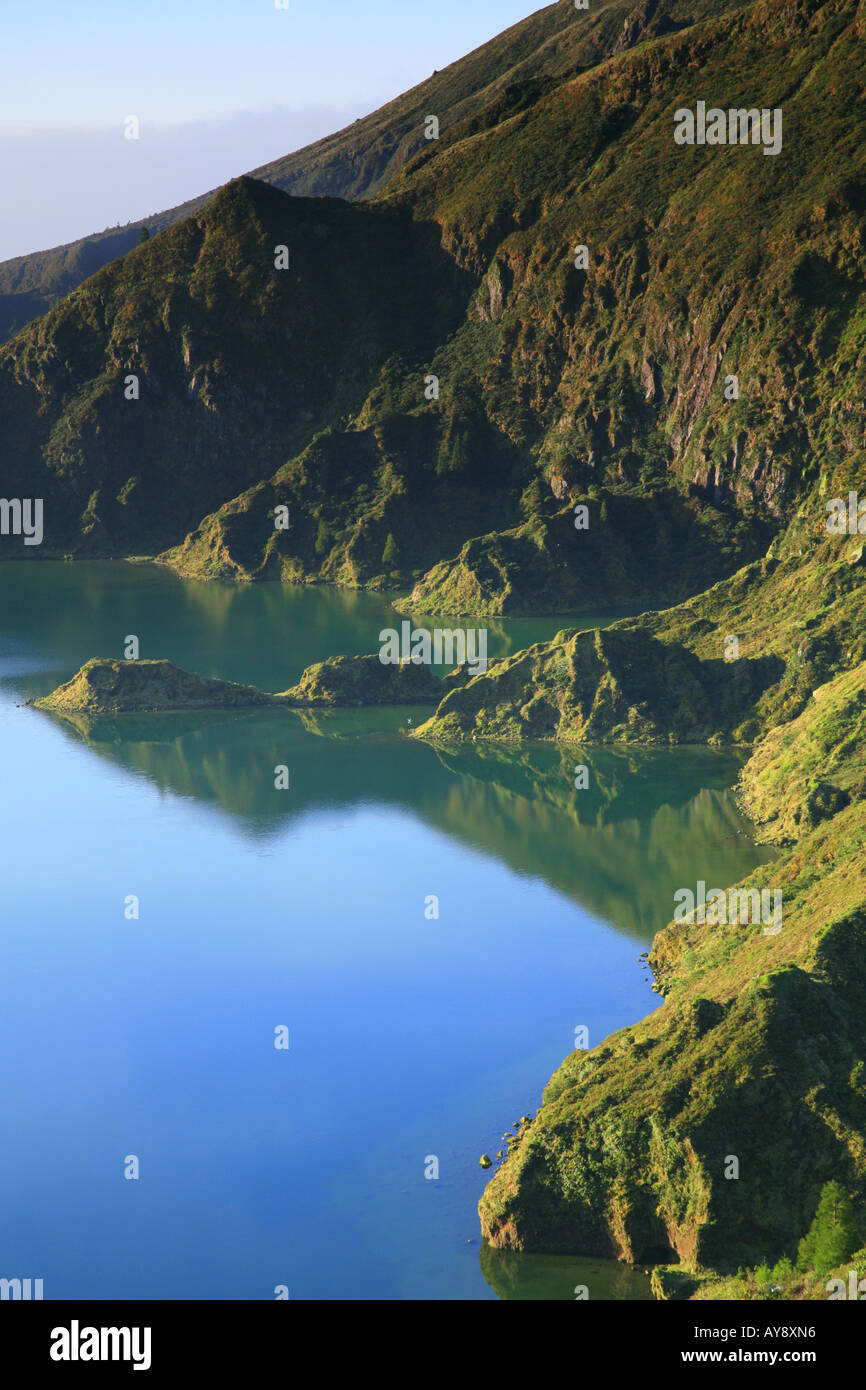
top-left (0, 562), bottom-right (770, 1299)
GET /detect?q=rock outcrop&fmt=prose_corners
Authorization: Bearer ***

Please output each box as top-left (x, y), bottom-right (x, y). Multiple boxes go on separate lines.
top-left (32, 658), bottom-right (277, 714)
top-left (276, 653), bottom-right (471, 707)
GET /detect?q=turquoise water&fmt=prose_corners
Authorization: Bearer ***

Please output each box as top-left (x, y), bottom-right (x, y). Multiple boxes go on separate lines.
top-left (0, 563), bottom-right (774, 1299)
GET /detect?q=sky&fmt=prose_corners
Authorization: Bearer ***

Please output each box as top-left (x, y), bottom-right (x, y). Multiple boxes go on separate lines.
top-left (0, 0), bottom-right (542, 262)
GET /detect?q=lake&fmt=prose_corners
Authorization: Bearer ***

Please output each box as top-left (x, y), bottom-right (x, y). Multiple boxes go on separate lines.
top-left (0, 562), bottom-right (775, 1299)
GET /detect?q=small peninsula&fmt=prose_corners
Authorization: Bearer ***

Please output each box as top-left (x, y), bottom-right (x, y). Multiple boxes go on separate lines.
top-left (31, 652), bottom-right (475, 716)
top-left (32, 658), bottom-right (278, 714)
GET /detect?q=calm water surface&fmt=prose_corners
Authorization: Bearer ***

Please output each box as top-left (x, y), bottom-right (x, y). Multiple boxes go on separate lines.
top-left (0, 563), bottom-right (774, 1299)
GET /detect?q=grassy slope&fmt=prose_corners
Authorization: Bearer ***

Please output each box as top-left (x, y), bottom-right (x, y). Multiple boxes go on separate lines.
top-left (381, 0), bottom-right (866, 607)
top-left (739, 660), bottom-right (866, 843)
top-left (0, 0), bottom-right (720, 340)
top-left (467, 508), bottom-right (866, 1285)
top-left (33, 658), bottom-right (277, 712)
top-left (653, 1242), bottom-right (866, 1298)
top-left (414, 456), bottom-right (866, 744)
top-left (275, 653), bottom-right (470, 706)
top-left (160, 0), bottom-right (865, 614)
top-left (477, 674), bottom-right (866, 1278)
top-left (6, 0), bottom-right (859, 621)
top-left (32, 652), bottom-right (469, 713)
top-left (0, 178), bottom-right (467, 555)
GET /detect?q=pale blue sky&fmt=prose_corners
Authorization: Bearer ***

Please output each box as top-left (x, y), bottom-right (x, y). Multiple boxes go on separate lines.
top-left (1, 0), bottom-right (542, 260)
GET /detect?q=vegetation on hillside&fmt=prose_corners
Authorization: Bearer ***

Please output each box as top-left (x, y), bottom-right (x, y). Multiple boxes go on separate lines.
top-left (474, 635), bottom-right (866, 1290)
top-left (654, 1181), bottom-right (864, 1298)
top-left (6, 0), bottom-right (864, 623)
top-left (33, 658), bottom-right (277, 713)
top-left (0, 179), bottom-right (467, 556)
top-left (6, 0), bottom-right (866, 1294)
top-left (0, 0), bottom-right (740, 341)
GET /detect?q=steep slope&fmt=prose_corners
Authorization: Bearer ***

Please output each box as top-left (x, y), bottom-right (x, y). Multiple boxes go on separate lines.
top-left (0, 205), bottom-right (211, 346)
top-left (441, 459), bottom-right (865, 1277)
top-left (739, 659), bottom-right (866, 843)
top-left (0, 0), bottom-right (736, 341)
top-left (159, 0), bottom-right (866, 611)
top-left (3, 0), bottom-right (864, 625)
top-left (0, 177), bottom-right (467, 554)
top-left (414, 454), bottom-right (866, 745)
top-left (474, 646), bottom-right (866, 1274)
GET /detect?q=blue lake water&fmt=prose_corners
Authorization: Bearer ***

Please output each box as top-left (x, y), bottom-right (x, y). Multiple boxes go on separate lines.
top-left (0, 562), bottom-right (774, 1299)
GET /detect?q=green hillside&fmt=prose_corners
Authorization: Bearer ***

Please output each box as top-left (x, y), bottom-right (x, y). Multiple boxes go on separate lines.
top-left (6, 0), bottom-right (861, 623)
top-left (0, 0), bottom-right (736, 342)
top-left (0, 178), bottom-right (467, 554)
top-left (33, 657), bottom-right (277, 713)
top-left (476, 653), bottom-right (866, 1280)
top-left (4, 0), bottom-right (866, 1288)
